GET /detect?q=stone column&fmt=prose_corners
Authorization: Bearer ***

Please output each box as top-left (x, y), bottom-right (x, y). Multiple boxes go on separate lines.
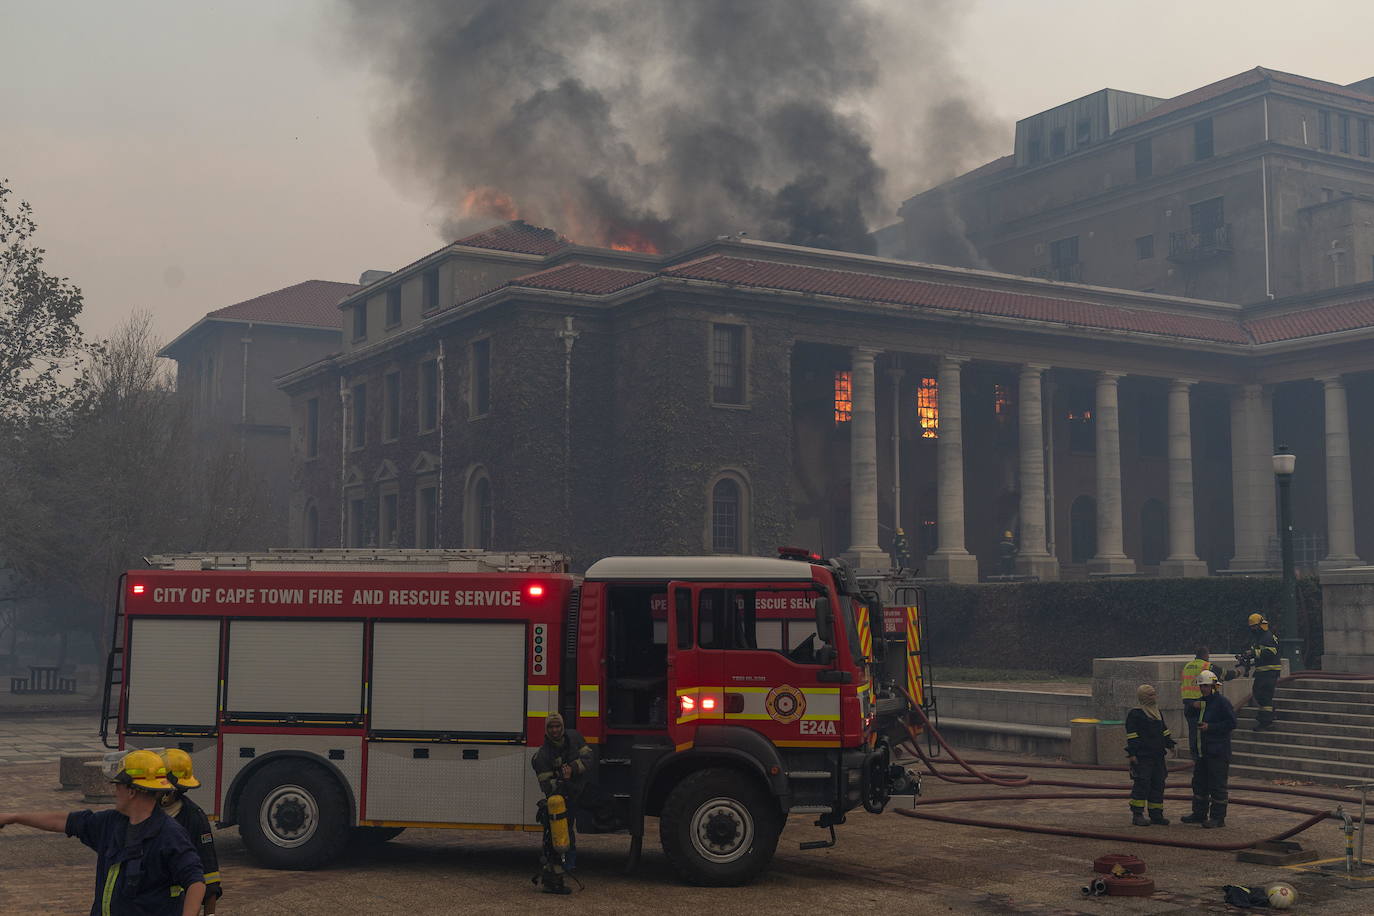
top-left (925, 355), bottom-right (979, 583)
top-left (1015, 364), bottom-right (1058, 580)
top-left (1321, 376), bottom-right (1363, 568)
top-left (1159, 379), bottom-right (1208, 577)
top-left (843, 348), bottom-right (888, 569)
top-left (1087, 372), bottom-right (1136, 575)
top-left (1228, 383), bottom-right (1270, 570)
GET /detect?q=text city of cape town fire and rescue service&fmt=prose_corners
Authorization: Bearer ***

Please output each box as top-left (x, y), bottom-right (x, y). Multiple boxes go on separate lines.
top-left (146, 587), bottom-right (523, 607)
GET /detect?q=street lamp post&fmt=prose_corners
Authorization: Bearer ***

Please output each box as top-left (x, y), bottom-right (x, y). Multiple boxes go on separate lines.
top-left (1272, 445), bottom-right (1303, 669)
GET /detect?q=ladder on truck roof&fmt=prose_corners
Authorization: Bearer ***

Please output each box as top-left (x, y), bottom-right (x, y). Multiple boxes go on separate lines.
top-left (141, 548), bottom-right (571, 574)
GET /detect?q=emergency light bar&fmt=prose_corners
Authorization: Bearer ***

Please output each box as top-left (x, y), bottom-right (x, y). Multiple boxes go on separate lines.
top-left (777, 546), bottom-right (822, 563)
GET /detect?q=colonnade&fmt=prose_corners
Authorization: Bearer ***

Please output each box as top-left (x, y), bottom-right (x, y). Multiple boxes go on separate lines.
top-left (840, 351), bottom-right (1362, 582)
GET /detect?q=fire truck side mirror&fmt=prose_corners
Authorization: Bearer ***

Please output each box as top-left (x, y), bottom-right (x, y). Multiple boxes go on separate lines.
top-left (814, 596), bottom-right (834, 646)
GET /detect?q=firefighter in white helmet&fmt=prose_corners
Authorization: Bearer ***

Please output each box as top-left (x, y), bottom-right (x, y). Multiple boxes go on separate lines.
top-left (0, 749), bottom-right (206, 915)
top-left (1181, 669), bottom-right (1236, 828)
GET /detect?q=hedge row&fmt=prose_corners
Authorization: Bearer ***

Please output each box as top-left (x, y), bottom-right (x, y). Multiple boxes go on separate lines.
top-left (920, 576), bottom-right (1322, 677)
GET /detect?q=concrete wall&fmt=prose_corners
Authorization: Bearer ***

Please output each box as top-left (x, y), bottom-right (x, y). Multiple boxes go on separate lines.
top-left (1319, 566), bottom-right (1374, 672)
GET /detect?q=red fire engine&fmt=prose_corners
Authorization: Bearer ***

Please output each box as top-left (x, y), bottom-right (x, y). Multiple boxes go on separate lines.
top-left (101, 548), bottom-right (928, 886)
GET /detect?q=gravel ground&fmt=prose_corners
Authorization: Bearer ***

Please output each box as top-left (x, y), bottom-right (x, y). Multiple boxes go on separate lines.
top-left (4, 749), bottom-right (1373, 914)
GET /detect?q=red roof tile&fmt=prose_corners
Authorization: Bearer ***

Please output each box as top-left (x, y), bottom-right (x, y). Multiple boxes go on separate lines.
top-left (207, 280), bottom-right (357, 328)
top-left (504, 263), bottom-right (654, 295)
top-left (662, 256), bottom-right (1252, 343)
top-left (455, 220), bottom-right (570, 256)
top-left (1244, 297), bottom-right (1374, 343)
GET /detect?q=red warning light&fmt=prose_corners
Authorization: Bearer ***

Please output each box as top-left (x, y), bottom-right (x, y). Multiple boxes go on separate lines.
top-left (679, 695), bottom-right (696, 714)
top-left (528, 584), bottom-right (544, 598)
top-left (701, 696), bottom-right (717, 711)
top-left (132, 584), bottom-right (146, 594)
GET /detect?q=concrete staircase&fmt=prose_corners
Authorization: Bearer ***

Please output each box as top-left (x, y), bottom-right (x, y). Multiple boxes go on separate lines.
top-left (1231, 677), bottom-right (1374, 786)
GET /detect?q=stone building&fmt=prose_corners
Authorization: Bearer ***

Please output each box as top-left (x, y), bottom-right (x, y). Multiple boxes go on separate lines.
top-left (279, 222), bottom-right (1373, 580)
top-left (159, 279), bottom-right (357, 539)
top-left (891, 68), bottom-right (1374, 305)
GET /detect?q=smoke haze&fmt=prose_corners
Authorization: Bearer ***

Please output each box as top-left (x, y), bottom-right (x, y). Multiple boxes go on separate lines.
top-left (340, 0), bottom-right (1006, 254)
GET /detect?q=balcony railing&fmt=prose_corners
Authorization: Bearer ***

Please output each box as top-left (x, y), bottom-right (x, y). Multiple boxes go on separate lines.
top-left (1168, 224), bottom-right (1232, 262)
top-left (1030, 261), bottom-right (1083, 282)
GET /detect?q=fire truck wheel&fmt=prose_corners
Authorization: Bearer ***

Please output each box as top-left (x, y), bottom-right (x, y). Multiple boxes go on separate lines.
top-left (659, 768), bottom-right (781, 886)
top-left (238, 760), bottom-right (351, 869)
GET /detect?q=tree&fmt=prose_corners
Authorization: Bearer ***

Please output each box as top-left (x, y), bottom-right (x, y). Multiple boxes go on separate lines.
top-left (0, 179), bottom-right (90, 423)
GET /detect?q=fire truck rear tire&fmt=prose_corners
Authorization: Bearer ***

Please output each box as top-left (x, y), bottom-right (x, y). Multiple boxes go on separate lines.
top-left (659, 767), bottom-right (781, 886)
top-left (237, 759), bottom-right (352, 869)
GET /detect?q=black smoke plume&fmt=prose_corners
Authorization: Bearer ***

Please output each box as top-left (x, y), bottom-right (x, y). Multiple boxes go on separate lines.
top-left (339, 0), bottom-right (1002, 254)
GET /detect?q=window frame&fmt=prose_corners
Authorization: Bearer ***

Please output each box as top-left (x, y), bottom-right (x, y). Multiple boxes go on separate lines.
top-left (378, 484), bottom-right (400, 549)
top-left (352, 302), bottom-right (367, 342)
top-left (710, 322), bottom-right (748, 407)
top-left (346, 491), bottom-right (368, 548)
top-left (385, 287), bottom-right (402, 329)
top-left (705, 470), bottom-right (751, 554)
top-left (422, 268), bottom-right (440, 313)
top-left (1135, 137), bottom-right (1153, 180)
top-left (419, 358), bottom-right (439, 433)
top-left (1193, 118), bottom-right (1214, 161)
top-left (382, 371), bottom-right (401, 442)
top-left (1135, 234), bottom-right (1154, 260)
top-left (415, 480), bottom-right (439, 549)
top-left (463, 467), bottom-right (493, 549)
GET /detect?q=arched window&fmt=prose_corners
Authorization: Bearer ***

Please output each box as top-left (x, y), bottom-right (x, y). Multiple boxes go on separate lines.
top-left (1070, 495), bottom-right (1097, 564)
top-left (304, 502), bottom-right (319, 549)
top-left (1140, 498), bottom-right (1167, 566)
top-left (706, 471), bottom-right (751, 554)
top-left (464, 467), bottom-right (493, 549)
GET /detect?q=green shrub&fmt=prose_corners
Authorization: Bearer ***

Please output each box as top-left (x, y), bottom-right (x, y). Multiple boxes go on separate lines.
top-left (921, 576), bottom-right (1321, 677)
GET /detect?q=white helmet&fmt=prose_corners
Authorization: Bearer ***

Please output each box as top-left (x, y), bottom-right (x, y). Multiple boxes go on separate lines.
top-left (1196, 669), bottom-right (1220, 686)
top-left (1266, 882), bottom-right (1296, 908)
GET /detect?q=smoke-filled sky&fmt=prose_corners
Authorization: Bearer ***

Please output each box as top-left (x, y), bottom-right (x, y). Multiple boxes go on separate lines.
top-left (4, 0), bottom-right (1374, 342)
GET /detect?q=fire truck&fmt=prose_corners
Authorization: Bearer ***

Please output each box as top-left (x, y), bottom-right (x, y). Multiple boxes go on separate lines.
top-left (101, 547), bottom-right (928, 886)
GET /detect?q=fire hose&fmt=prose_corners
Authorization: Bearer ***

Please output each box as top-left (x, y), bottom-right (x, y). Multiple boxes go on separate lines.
top-left (890, 685), bottom-right (1359, 851)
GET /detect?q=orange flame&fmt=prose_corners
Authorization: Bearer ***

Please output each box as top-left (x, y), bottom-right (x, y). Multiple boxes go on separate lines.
top-left (461, 186), bottom-right (662, 254)
top-left (462, 186), bottom-right (520, 221)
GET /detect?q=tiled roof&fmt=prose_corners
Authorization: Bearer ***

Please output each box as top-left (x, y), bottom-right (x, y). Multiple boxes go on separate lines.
top-left (502, 263), bottom-right (654, 295)
top-left (955, 154), bottom-right (1016, 183)
top-left (1123, 67), bottom-right (1374, 131)
top-left (454, 220), bottom-right (570, 256)
top-left (1244, 297), bottom-right (1374, 343)
top-left (661, 256), bottom-right (1251, 344)
top-left (206, 280), bottom-right (357, 328)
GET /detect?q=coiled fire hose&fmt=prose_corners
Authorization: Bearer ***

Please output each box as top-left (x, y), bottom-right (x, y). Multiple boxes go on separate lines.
top-left (890, 684), bottom-right (1360, 851)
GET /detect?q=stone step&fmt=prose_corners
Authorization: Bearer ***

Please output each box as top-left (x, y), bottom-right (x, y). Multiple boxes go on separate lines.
top-left (1284, 678), bottom-right (1374, 695)
top-left (1229, 762), bottom-right (1373, 788)
top-left (1254, 697), bottom-right (1374, 716)
top-left (1232, 734), bottom-right (1374, 765)
top-left (1276, 687), bottom-right (1374, 706)
top-left (1236, 707), bottom-right (1374, 728)
top-left (1233, 728), bottom-right (1374, 752)
top-left (1230, 716), bottom-right (1374, 741)
top-left (1227, 750), bottom-right (1374, 783)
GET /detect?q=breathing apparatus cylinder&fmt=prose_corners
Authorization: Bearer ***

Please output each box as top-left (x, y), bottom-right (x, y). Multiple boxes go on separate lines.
top-left (547, 794), bottom-right (571, 852)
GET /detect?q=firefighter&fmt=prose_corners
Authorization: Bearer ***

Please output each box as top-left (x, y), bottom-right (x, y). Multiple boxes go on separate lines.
top-left (159, 748), bottom-right (222, 913)
top-left (0, 748), bottom-right (206, 915)
top-left (1180, 647), bottom-right (1235, 758)
top-left (532, 713), bottom-right (592, 875)
top-left (1124, 684), bottom-right (1176, 826)
top-left (997, 530), bottom-right (1017, 575)
top-left (891, 527), bottom-right (912, 571)
top-left (1246, 613), bottom-right (1282, 731)
top-left (1181, 669), bottom-right (1236, 828)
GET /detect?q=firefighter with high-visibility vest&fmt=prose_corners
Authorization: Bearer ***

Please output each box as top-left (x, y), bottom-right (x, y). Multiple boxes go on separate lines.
top-left (532, 713), bottom-right (592, 893)
top-left (1180, 647), bottom-right (1234, 757)
top-left (1244, 613), bottom-right (1282, 731)
top-left (159, 748), bottom-right (223, 912)
top-left (0, 749), bottom-right (206, 915)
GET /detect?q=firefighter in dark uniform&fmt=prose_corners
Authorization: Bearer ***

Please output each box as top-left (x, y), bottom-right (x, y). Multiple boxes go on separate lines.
top-left (1124, 684), bottom-right (1176, 826)
top-left (159, 748), bottom-right (222, 912)
top-left (997, 530), bottom-right (1017, 575)
top-left (1181, 669), bottom-right (1237, 828)
top-left (1179, 647), bottom-right (1235, 758)
top-left (532, 713), bottom-right (593, 872)
top-left (0, 748), bottom-right (206, 915)
top-left (1245, 613), bottom-right (1282, 731)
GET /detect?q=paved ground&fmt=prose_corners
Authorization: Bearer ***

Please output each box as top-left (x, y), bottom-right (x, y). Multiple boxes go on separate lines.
top-left (4, 715), bottom-right (1374, 913)
top-left (0, 713), bottom-right (106, 766)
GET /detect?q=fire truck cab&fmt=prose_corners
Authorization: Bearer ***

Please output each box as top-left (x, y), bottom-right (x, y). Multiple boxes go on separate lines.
top-left (103, 548), bottom-right (920, 886)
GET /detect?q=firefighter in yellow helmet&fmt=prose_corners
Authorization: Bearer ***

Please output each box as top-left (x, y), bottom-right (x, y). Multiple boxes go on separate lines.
top-left (0, 749), bottom-right (206, 915)
top-left (1245, 613), bottom-right (1282, 731)
top-left (160, 748), bottom-right (223, 912)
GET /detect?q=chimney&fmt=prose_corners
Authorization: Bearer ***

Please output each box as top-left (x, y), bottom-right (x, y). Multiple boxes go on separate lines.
top-left (358, 269), bottom-right (391, 286)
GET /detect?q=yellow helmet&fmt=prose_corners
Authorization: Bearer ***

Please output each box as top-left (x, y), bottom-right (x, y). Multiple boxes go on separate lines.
top-left (162, 747), bottom-right (200, 788)
top-left (103, 749), bottom-right (174, 791)
top-left (1247, 613), bottom-right (1269, 629)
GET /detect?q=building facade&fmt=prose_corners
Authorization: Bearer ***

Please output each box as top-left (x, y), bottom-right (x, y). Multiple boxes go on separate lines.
top-left (279, 223), bottom-right (1374, 580)
top-left (892, 68), bottom-right (1374, 305)
top-left (160, 280), bottom-right (357, 540)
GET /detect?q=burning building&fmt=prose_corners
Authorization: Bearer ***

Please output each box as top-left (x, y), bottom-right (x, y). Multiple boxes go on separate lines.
top-left (279, 220), bottom-right (1374, 580)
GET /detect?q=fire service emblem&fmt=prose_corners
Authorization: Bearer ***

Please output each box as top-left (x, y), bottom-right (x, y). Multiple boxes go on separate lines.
top-left (765, 684), bottom-right (806, 724)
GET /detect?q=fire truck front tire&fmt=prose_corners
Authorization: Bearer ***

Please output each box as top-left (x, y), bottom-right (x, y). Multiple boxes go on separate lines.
top-left (659, 767), bottom-right (781, 886)
top-left (237, 760), bottom-right (352, 869)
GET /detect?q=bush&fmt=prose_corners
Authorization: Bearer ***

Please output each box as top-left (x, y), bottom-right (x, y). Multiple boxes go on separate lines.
top-left (922, 576), bottom-right (1321, 677)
